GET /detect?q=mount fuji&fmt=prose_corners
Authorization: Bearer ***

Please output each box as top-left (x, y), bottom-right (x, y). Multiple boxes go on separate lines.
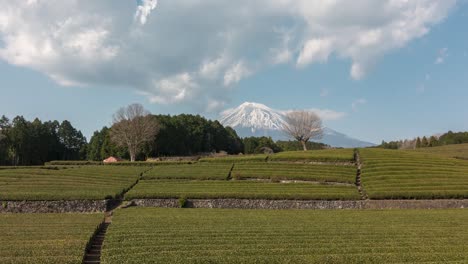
top-left (219, 102), bottom-right (375, 148)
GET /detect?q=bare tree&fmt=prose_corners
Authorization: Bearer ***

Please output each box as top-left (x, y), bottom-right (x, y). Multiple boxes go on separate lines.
top-left (110, 104), bottom-right (159, 162)
top-left (282, 110), bottom-right (323, 151)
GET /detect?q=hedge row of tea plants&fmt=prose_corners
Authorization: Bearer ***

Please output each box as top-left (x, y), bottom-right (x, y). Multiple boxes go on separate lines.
top-left (231, 163), bottom-right (356, 183)
top-left (142, 163), bottom-right (233, 180)
top-left (0, 213), bottom-right (102, 264)
top-left (101, 208), bottom-right (468, 264)
top-left (125, 180), bottom-right (360, 200)
top-left (360, 148), bottom-right (468, 199)
top-left (0, 166), bottom-right (149, 200)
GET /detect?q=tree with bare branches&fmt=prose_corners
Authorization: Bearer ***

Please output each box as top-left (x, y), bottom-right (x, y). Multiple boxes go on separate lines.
top-left (110, 104), bottom-right (159, 162)
top-left (282, 110), bottom-right (323, 151)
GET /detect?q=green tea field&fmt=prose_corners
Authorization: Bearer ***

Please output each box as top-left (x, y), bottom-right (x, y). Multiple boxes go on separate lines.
top-left (360, 148), bottom-right (468, 199)
top-left (125, 180), bottom-right (360, 200)
top-left (101, 208), bottom-right (468, 264)
top-left (0, 166), bottom-right (148, 200)
top-left (0, 213), bottom-right (102, 264)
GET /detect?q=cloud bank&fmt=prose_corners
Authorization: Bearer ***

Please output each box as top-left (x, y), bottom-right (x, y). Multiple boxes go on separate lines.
top-left (0, 0), bottom-right (457, 111)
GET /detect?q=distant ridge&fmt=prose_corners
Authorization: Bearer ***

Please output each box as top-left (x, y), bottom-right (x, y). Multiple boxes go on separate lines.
top-left (220, 102), bottom-right (375, 148)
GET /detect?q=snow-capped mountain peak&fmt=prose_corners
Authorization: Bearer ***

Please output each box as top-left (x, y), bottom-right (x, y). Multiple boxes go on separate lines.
top-left (219, 102), bottom-right (376, 148)
top-left (220, 102), bottom-right (287, 132)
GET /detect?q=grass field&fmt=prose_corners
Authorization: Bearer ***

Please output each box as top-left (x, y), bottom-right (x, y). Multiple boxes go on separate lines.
top-left (0, 213), bottom-right (102, 264)
top-left (232, 163), bottom-right (356, 183)
top-left (125, 180), bottom-right (360, 200)
top-left (102, 208), bottom-right (468, 264)
top-left (269, 149), bottom-right (355, 162)
top-left (414, 143), bottom-right (468, 160)
top-left (142, 163), bottom-right (233, 180)
top-left (360, 148), bottom-right (468, 199)
top-left (0, 166), bottom-right (149, 200)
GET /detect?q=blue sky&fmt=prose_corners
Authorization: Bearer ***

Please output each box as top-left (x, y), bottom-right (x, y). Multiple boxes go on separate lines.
top-left (0, 0), bottom-right (467, 144)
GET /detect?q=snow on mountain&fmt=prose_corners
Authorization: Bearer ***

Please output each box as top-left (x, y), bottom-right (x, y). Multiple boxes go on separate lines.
top-left (220, 102), bottom-right (288, 132)
top-left (219, 102), bottom-right (376, 148)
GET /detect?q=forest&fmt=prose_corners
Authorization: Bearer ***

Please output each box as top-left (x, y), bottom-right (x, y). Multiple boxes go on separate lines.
top-left (0, 114), bottom-right (332, 166)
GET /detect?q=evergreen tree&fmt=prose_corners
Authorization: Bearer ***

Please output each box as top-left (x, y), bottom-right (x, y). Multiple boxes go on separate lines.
top-left (416, 137), bottom-right (422, 148)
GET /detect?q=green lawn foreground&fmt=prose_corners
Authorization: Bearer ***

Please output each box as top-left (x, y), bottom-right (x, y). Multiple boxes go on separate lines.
top-left (0, 166), bottom-right (149, 200)
top-left (0, 213), bottom-right (102, 264)
top-left (102, 208), bottom-right (468, 264)
top-left (360, 148), bottom-right (468, 199)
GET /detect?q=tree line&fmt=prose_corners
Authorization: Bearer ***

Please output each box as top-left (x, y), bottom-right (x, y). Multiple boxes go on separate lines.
top-left (0, 115), bottom-right (86, 166)
top-left (379, 131), bottom-right (468, 150)
top-left (0, 105), bottom-right (327, 165)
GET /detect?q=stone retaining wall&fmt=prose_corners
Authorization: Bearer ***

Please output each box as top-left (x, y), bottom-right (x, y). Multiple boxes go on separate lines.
top-left (131, 199), bottom-right (468, 210)
top-left (1, 199), bottom-right (467, 213)
top-left (0, 200), bottom-right (107, 213)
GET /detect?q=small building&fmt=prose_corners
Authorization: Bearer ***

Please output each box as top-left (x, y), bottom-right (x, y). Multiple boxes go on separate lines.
top-left (103, 156), bottom-right (122, 163)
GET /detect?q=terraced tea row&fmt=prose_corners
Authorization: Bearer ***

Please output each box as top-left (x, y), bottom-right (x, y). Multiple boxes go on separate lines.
top-left (360, 148), bottom-right (468, 199)
top-left (269, 149), bottom-right (355, 162)
top-left (126, 180), bottom-right (360, 200)
top-left (0, 166), bottom-right (148, 200)
top-left (143, 163), bottom-right (233, 180)
top-left (199, 149), bottom-right (355, 163)
top-left (0, 213), bottom-right (102, 264)
top-left (142, 162), bottom-right (356, 183)
top-left (101, 208), bottom-right (468, 264)
top-left (232, 163), bottom-right (356, 183)
top-left (414, 143), bottom-right (468, 160)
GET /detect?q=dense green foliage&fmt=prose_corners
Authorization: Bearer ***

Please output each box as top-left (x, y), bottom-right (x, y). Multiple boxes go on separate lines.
top-left (0, 213), bottom-right (102, 264)
top-left (275, 140), bottom-right (328, 151)
top-left (86, 114), bottom-right (244, 160)
top-left (379, 131), bottom-right (468, 150)
top-left (151, 114), bottom-right (243, 156)
top-left (269, 149), bottom-right (355, 162)
top-left (142, 164), bottom-right (233, 180)
top-left (102, 208), bottom-right (468, 264)
top-left (126, 180), bottom-right (360, 200)
top-left (241, 138), bottom-right (328, 154)
top-left (232, 163), bottom-right (356, 183)
top-left (85, 127), bottom-right (128, 161)
top-left (0, 115), bottom-right (86, 166)
top-left (360, 148), bottom-right (468, 199)
top-left (242, 136), bottom-right (281, 154)
top-left (0, 166), bottom-right (148, 200)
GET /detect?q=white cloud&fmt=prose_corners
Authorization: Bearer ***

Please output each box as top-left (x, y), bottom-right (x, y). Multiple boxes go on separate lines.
top-left (435, 47), bottom-right (448, 64)
top-left (143, 73), bottom-right (197, 104)
top-left (352, 98), bottom-right (367, 111)
top-left (135, 0), bottom-right (158, 25)
top-left (223, 61), bottom-right (251, 87)
top-left (0, 0), bottom-right (457, 111)
top-left (297, 38), bottom-right (334, 67)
